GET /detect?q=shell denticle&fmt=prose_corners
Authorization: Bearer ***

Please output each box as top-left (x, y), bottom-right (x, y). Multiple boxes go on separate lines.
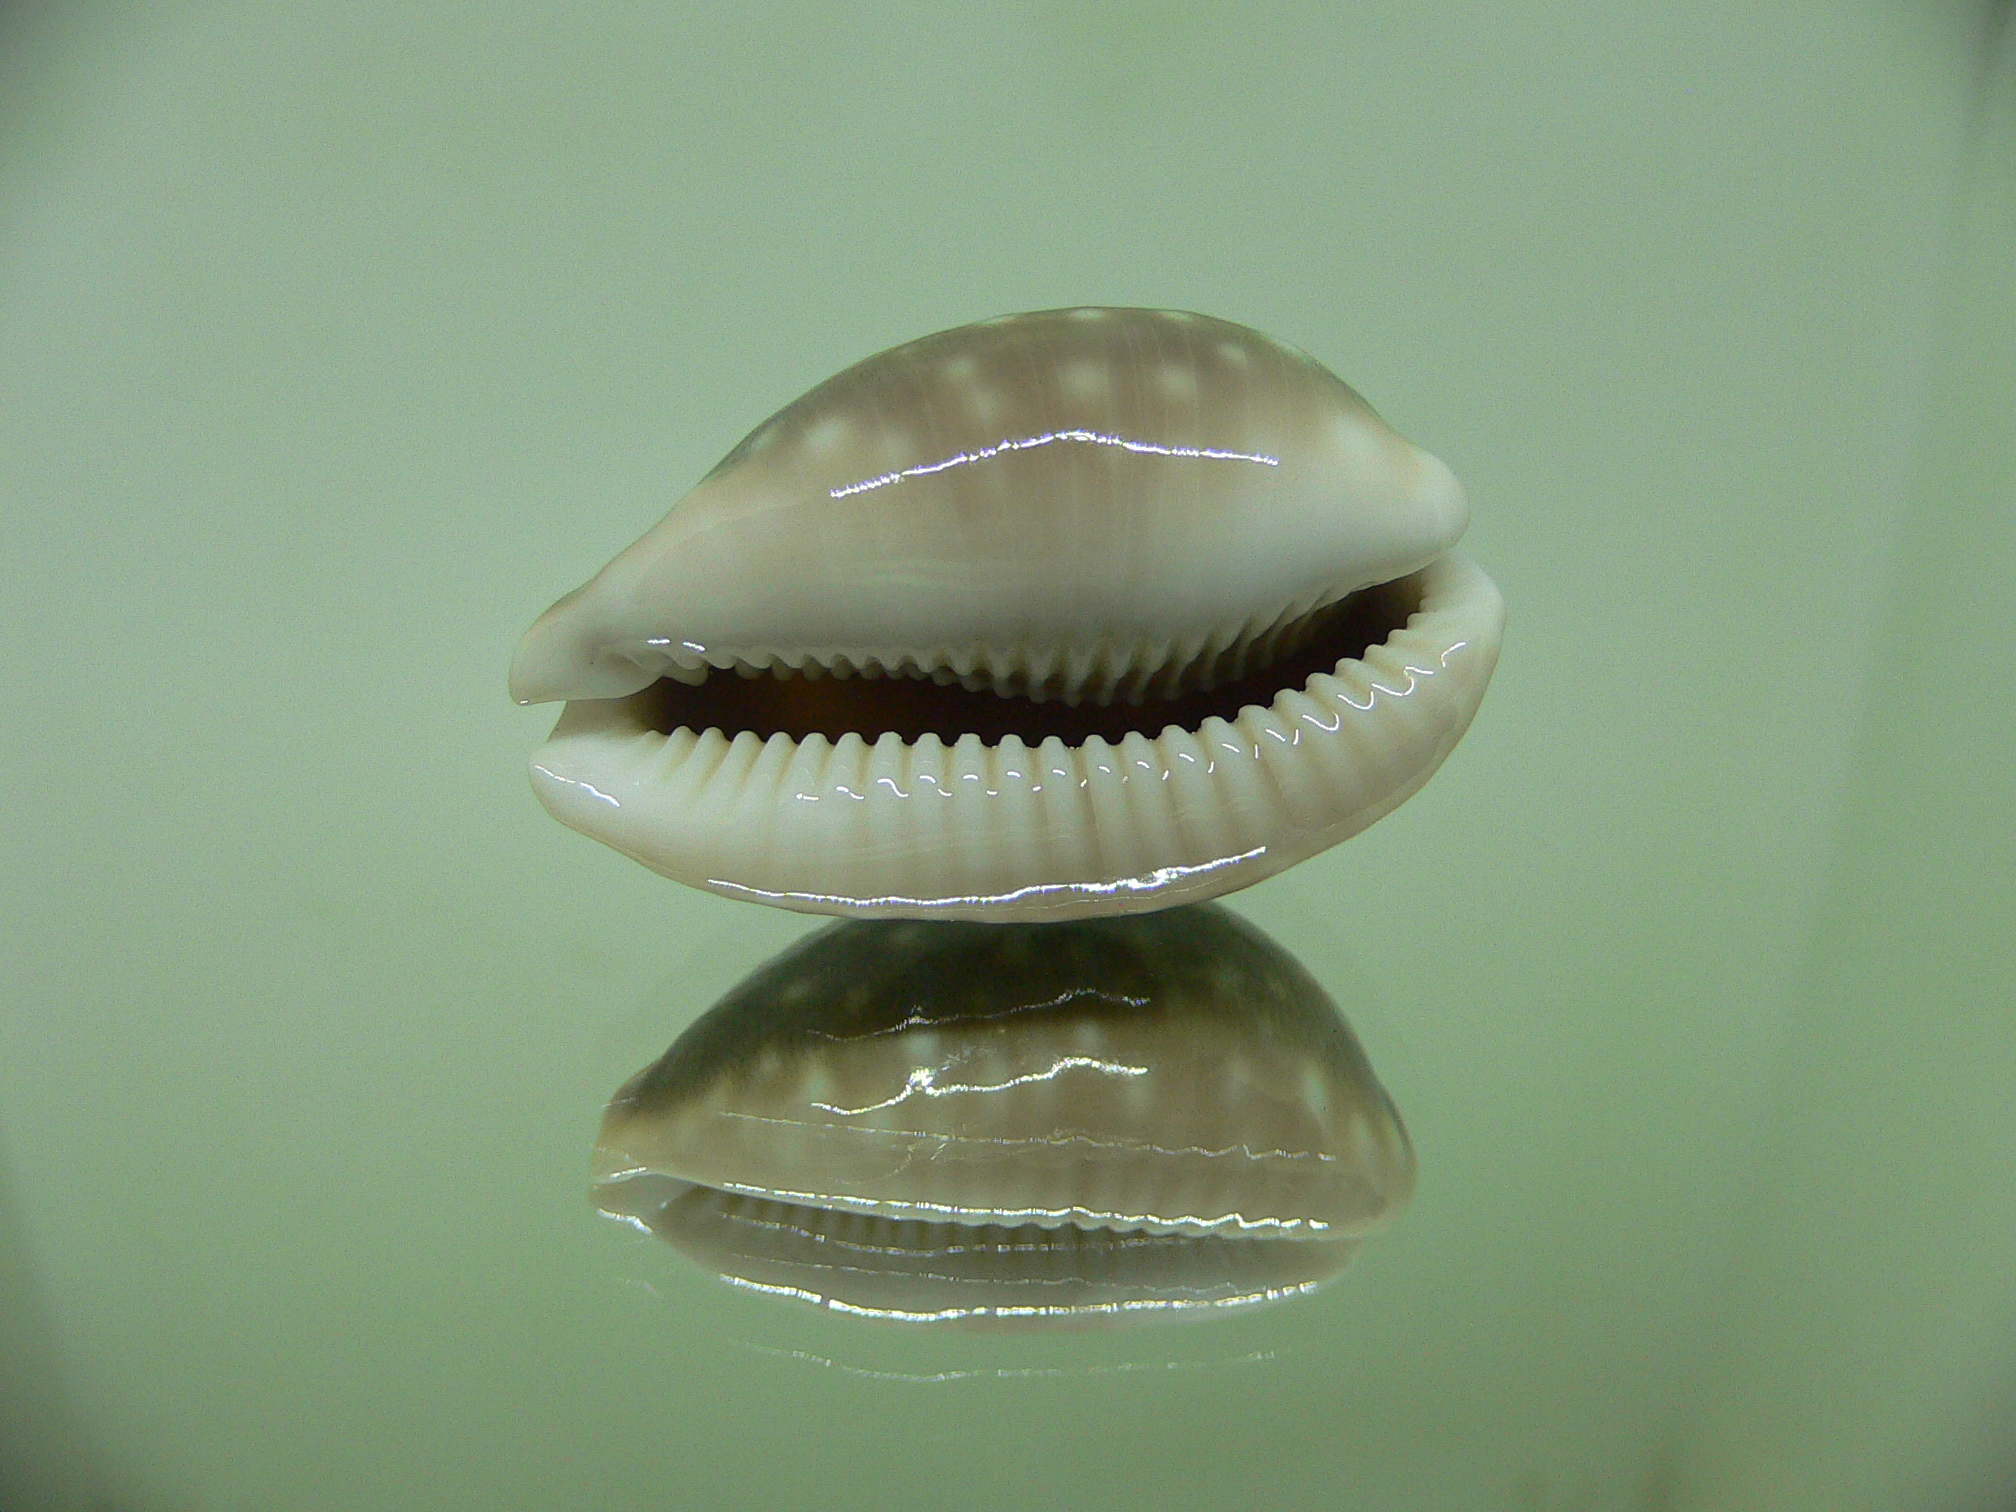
top-left (514, 308), bottom-right (1504, 920)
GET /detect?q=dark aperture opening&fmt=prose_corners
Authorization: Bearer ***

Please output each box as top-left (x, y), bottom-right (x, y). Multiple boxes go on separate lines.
top-left (641, 572), bottom-right (1425, 747)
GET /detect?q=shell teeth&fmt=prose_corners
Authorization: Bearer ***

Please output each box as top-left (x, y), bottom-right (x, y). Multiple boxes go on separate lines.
top-left (1023, 645), bottom-right (1063, 701)
top-left (655, 589), bottom-right (1360, 704)
top-left (608, 643), bottom-right (710, 686)
top-left (529, 554), bottom-right (1503, 923)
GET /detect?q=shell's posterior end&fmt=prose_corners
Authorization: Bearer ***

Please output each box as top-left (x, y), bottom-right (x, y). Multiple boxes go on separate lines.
top-left (508, 655), bottom-right (559, 707)
top-left (510, 596), bottom-right (585, 706)
top-left (1419, 449), bottom-right (1470, 560)
top-left (510, 587), bottom-right (660, 706)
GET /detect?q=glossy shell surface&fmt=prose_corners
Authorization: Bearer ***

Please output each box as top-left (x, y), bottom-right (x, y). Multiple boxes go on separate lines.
top-left (515, 308), bottom-right (1503, 919)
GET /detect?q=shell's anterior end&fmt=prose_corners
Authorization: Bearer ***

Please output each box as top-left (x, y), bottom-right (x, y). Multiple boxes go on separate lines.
top-left (515, 308), bottom-right (1500, 915)
top-left (591, 905), bottom-right (1413, 1326)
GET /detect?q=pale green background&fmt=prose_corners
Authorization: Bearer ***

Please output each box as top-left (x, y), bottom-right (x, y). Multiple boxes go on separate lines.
top-left (3, 3), bottom-right (2013, 1510)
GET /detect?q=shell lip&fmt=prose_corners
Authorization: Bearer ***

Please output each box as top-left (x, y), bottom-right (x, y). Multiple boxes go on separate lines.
top-left (688, 849), bottom-right (1276, 920)
top-left (522, 550), bottom-right (1503, 921)
top-left (593, 1177), bottom-right (1367, 1329)
top-left (507, 551), bottom-right (1449, 711)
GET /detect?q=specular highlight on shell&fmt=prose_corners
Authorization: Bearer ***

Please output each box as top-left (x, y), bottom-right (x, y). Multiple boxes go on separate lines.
top-left (592, 904), bottom-right (1415, 1325)
top-left (513, 308), bottom-right (1504, 920)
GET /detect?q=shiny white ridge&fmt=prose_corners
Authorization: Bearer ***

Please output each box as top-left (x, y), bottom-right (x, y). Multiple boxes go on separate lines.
top-left (829, 427), bottom-right (1278, 499)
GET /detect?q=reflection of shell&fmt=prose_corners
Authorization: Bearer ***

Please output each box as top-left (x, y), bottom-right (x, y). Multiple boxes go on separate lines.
top-left (592, 904), bottom-right (1414, 1325)
top-left (514, 309), bottom-right (1503, 920)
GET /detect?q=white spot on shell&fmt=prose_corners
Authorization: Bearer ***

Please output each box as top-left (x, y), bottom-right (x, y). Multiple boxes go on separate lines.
top-left (1346, 1114), bottom-right (1378, 1163)
top-left (1068, 307), bottom-right (1108, 321)
top-left (1217, 341), bottom-right (1250, 367)
top-left (1061, 359), bottom-right (1108, 403)
top-left (1329, 413), bottom-right (1369, 450)
top-left (805, 417), bottom-right (849, 452)
top-left (1157, 363), bottom-right (1198, 402)
top-left (1162, 310), bottom-right (1196, 323)
top-left (968, 387), bottom-right (1003, 425)
top-left (942, 355), bottom-right (978, 381)
top-left (1301, 1064), bottom-right (1331, 1126)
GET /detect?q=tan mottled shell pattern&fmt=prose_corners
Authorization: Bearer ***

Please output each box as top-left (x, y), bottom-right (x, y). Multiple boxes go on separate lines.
top-left (514, 308), bottom-right (1503, 919)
